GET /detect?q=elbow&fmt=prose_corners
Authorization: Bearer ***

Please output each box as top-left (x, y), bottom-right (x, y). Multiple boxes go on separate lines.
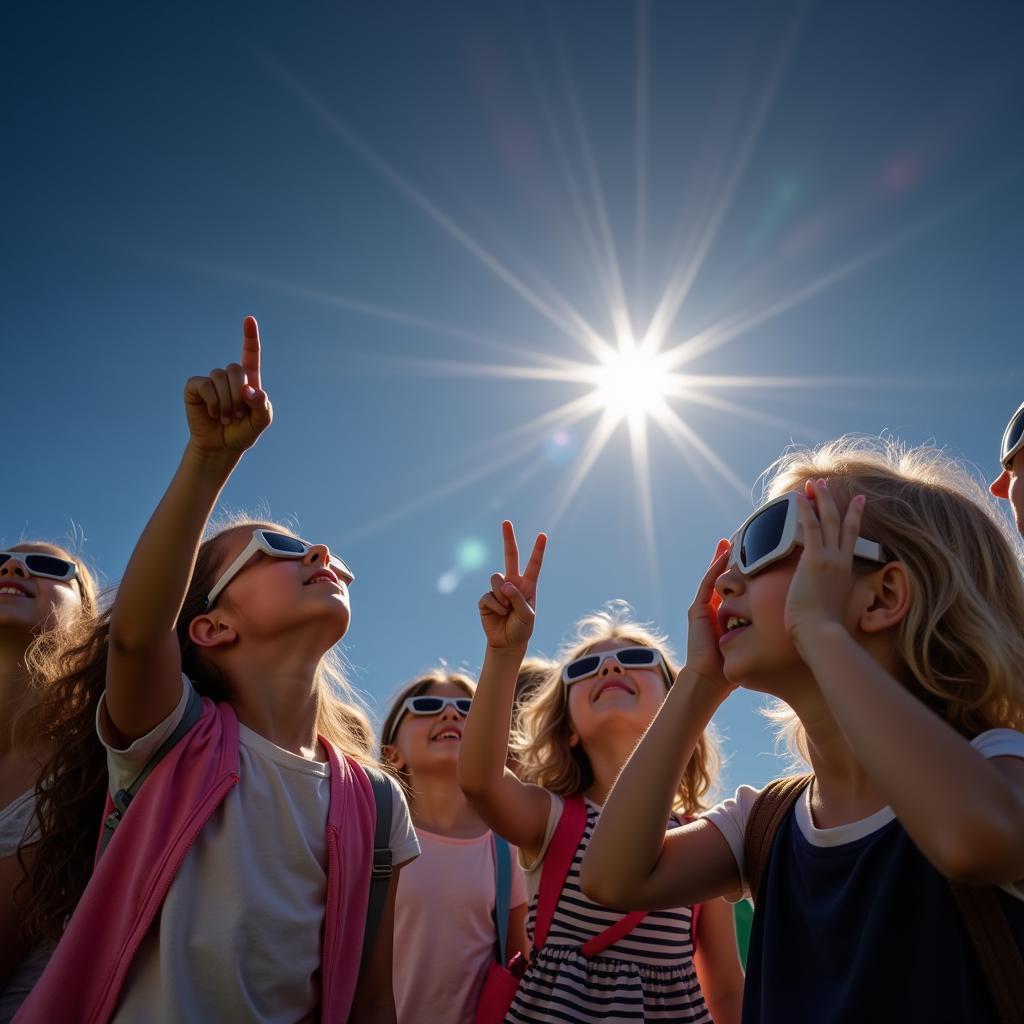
top-left (579, 856), bottom-right (631, 910)
top-left (932, 812), bottom-right (1024, 885)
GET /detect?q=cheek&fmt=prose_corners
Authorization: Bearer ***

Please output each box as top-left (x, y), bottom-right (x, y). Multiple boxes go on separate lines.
top-left (38, 584), bottom-right (83, 631)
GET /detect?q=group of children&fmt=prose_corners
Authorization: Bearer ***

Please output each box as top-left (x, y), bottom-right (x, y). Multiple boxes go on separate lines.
top-left (1, 316), bottom-right (1021, 1023)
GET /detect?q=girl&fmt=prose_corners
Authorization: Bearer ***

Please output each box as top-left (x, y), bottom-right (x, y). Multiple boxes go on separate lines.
top-left (0, 543), bottom-right (98, 1021)
top-left (459, 522), bottom-right (745, 1024)
top-left (16, 317), bottom-right (419, 1024)
top-left (582, 437), bottom-right (1024, 1022)
top-left (381, 669), bottom-right (530, 1024)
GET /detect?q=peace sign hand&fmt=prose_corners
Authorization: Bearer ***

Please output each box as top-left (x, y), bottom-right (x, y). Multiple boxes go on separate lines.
top-left (478, 520), bottom-right (547, 651)
top-left (184, 316), bottom-right (273, 458)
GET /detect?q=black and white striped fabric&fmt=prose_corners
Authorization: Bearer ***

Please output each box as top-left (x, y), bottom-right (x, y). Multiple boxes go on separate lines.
top-left (506, 801), bottom-right (710, 1023)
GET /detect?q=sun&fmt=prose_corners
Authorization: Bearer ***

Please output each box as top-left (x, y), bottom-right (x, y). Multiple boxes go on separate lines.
top-left (592, 342), bottom-right (672, 424)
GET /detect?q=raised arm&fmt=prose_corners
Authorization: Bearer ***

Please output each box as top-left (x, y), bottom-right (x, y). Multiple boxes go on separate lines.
top-left (581, 543), bottom-right (743, 911)
top-left (458, 521), bottom-right (552, 858)
top-left (105, 317), bottom-right (272, 743)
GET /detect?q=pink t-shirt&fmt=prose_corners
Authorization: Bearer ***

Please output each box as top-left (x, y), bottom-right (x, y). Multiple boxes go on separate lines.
top-left (393, 828), bottom-right (527, 1024)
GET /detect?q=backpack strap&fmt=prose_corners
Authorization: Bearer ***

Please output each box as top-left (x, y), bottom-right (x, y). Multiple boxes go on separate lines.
top-left (533, 795), bottom-right (588, 949)
top-left (948, 881), bottom-right (1024, 1024)
top-left (97, 685), bottom-right (204, 862)
top-left (533, 795), bottom-right (648, 960)
top-left (360, 765), bottom-right (395, 974)
top-left (493, 834), bottom-right (512, 964)
top-left (743, 773), bottom-right (813, 905)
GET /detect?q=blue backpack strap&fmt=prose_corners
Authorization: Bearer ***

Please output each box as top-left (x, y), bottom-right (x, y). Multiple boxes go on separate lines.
top-left (360, 766), bottom-right (394, 973)
top-left (493, 834), bottom-right (512, 963)
top-left (97, 685), bottom-right (203, 861)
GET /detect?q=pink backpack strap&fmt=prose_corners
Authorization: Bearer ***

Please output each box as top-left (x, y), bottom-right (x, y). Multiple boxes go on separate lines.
top-left (533, 795), bottom-right (649, 960)
top-left (533, 795), bottom-right (588, 948)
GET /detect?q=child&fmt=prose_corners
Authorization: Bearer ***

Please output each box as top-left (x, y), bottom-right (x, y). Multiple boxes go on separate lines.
top-left (460, 522), bottom-right (744, 1024)
top-left (0, 543), bottom-right (98, 1021)
top-left (16, 317), bottom-right (419, 1023)
top-left (582, 437), bottom-right (1024, 1023)
top-left (381, 669), bottom-right (530, 1024)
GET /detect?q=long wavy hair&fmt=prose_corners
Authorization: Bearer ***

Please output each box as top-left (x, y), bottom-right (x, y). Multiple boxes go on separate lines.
top-left (513, 603), bottom-right (721, 814)
top-left (379, 668), bottom-right (476, 807)
top-left (22, 517), bottom-right (373, 944)
top-left (757, 436), bottom-right (1024, 766)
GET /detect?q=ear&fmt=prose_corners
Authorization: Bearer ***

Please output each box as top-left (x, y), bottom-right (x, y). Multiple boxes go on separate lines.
top-left (381, 744), bottom-right (406, 772)
top-left (188, 613), bottom-right (239, 650)
top-left (857, 562), bottom-right (911, 635)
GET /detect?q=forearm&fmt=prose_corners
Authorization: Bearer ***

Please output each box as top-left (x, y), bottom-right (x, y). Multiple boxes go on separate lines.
top-left (582, 670), bottom-right (722, 905)
top-left (798, 623), bottom-right (1024, 880)
top-left (110, 445), bottom-right (238, 650)
top-left (458, 645), bottom-right (523, 797)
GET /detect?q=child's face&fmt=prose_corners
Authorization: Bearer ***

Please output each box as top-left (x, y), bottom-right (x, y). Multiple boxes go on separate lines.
top-left (208, 526), bottom-right (352, 650)
top-left (565, 639), bottom-right (670, 747)
top-left (714, 551), bottom-right (803, 693)
top-left (0, 546), bottom-right (84, 641)
top-left (388, 681), bottom-right (470, 777)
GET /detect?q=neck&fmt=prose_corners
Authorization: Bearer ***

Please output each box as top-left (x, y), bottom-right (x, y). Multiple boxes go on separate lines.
top-left (0, 632), bottom-right (33, 758)
top-left (221, 643), bottom-right (323, 758)
top-left (581, 726), bottom-right (642, 806)
top-left (408, 764), bottom-right (487, 838)
top-left (781, 676), bottom-right (888, 826)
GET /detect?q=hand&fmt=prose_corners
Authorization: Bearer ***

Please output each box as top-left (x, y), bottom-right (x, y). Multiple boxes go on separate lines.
top-left (784, 479), bottom-right (865, 645)
top-left (184, 316), bottom-right (273, 458)
top-left (683, 539), bottom-right (735, 697)
top-left (478, 521), bottom-right (546, 651)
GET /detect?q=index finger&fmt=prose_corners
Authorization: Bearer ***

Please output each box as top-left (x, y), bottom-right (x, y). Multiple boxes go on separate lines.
top-left (502, 520), bottom-right (520, 579)
top-left (522, 532), bottom-right (547, 584)
top-left (694, 540), bottom-right (731, 606)
top-left (241, 316), bottom-right (261, 391)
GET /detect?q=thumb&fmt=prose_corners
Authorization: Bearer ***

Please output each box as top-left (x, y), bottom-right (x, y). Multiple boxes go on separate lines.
top-left (502, 581), bottom-right (534, 621)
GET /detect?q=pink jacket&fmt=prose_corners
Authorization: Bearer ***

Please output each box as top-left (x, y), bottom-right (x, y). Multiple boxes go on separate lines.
top-left (15, 696), bottom-right (376, 1024)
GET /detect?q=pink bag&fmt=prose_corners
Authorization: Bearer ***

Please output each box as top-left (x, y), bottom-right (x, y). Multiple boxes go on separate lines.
top-left (474, 798), bottom-right (648, 1024)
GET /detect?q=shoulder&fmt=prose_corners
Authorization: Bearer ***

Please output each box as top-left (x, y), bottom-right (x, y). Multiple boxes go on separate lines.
top-left (371, 769), bottom-right (420, 868)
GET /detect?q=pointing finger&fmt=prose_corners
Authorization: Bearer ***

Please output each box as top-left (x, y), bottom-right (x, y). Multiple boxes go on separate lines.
top-left (502, 520), bottom-right (520, 580)
top-left (241, 316), bottom-right (261, 392)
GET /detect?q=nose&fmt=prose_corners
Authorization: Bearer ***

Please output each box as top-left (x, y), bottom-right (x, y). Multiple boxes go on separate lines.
top-left (715, 562), bottom-right (745, 598)
top-left (439, 703), bottom-right (464, 722)
top-left (0, 556), bottom-right (29, 580)
top-left (304, 543), bottom-right (333, 567)
top-left (990, 469), bottom-right (1010, 499)
top-left (597, 656), bottom-right (625, 677)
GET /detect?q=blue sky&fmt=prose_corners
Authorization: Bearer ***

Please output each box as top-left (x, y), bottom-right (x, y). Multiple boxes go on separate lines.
top-left (5, 1), bottom-right (1023, 792)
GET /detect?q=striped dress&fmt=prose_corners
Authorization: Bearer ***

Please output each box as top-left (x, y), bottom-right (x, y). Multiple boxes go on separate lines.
top-left (507, 799), bottom-right (710, 1024)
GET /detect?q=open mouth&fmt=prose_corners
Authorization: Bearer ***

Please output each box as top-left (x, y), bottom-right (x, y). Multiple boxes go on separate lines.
top-left (0, 583), bottom-right (31, 598)
top-left (718, 609), bottom-right (751, 643)
top-left (305, 569), bottom-right (340, 587)
top-left (431, 728), bottom-right (462, 742)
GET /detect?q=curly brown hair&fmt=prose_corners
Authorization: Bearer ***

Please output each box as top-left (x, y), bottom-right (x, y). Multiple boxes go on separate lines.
top-left (22, 517), bottom-right (373, 944)
top-left (513, 603), bottom-right (721, 814)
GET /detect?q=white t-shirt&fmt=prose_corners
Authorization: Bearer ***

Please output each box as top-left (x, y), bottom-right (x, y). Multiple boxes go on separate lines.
top-left (97, 676), bottom-right (420, 1024)
top-left (702, 727), bottom-right (1024, 903)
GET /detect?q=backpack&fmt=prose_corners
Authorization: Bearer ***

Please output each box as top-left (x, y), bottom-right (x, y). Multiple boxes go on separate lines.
top-left (96, 688), bottom-right (394, 972)
top-left (744, 775), bottom-right (1024, 1024)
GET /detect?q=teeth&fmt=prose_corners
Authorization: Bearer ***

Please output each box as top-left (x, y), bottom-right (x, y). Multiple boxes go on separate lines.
top-left (0, 587), bottom-right (26, 596)
top-left (726, 616), bottom-right (751, 631)
top-left (434, 731), bottom-right (460, 740)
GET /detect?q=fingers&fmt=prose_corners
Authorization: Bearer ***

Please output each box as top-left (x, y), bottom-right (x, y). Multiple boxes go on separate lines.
top-left (693, 541), bottom-right (731, 609)
top-left (502, 520), bottom-right (520, 580)
top-left (810, 479), bottom-right (841, 548)
top-left (185, 376), bottom-right (221, 421)
top-left (522, 533), bottom-right (547, 584)
top-left (479, 592), bottom-right (508, 618)
top-left (490, 572), bottom-right (512, 610)
top-left (501, 581), bottom-right (535, 621)
top-left (241, 316), bottom-right (262, 391)
top-left (208, 369), bottom-right (233, 425)
top-left (226, 363), bottom-right (247, 421)
top-left (840, 494), bottom-right (866, 562)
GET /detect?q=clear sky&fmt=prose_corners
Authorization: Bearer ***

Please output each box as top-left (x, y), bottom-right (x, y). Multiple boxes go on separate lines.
top-left (5, 1), bottom-right (1023, 793)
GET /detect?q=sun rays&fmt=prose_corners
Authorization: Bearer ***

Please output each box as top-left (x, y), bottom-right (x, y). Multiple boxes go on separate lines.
top-left (227, 11), bottom-right (1006, 595)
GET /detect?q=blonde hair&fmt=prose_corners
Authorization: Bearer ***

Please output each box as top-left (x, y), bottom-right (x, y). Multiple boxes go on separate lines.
top-left (379, 668), bottom-right (477, 804)
top-left (758, 436), bottom-right (1024, 765)
top-left (513, 603), bottom-right (721, 814)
